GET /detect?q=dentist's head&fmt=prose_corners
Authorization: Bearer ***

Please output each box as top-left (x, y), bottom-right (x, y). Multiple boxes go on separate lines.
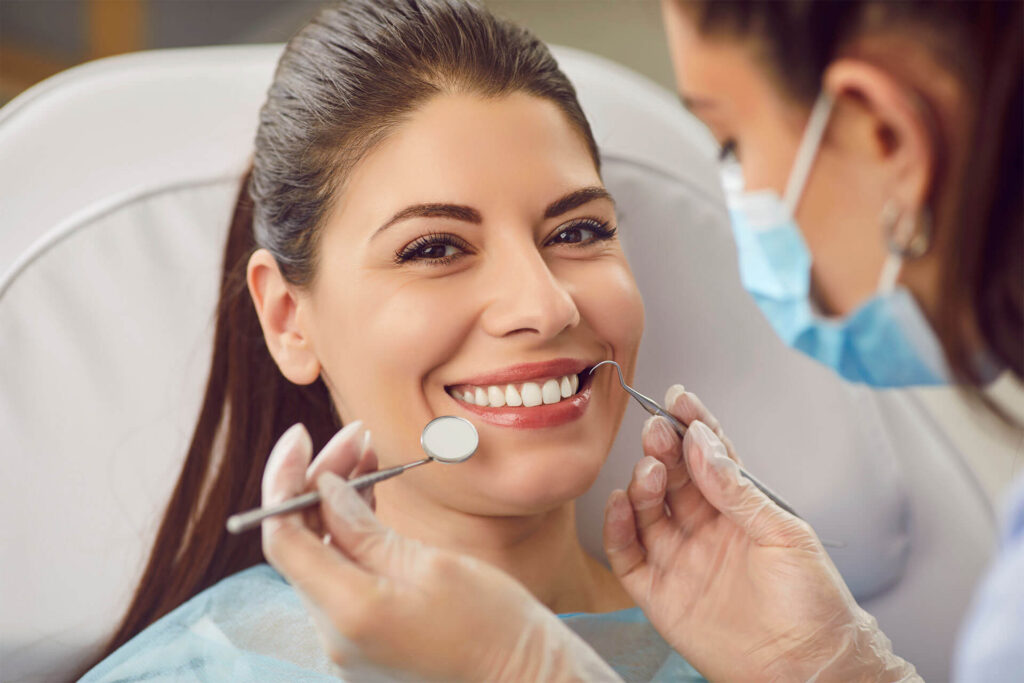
top-left (98, 0), bottom-right (642, 662)
top-left (662, 0), bottom-right (1021, 402)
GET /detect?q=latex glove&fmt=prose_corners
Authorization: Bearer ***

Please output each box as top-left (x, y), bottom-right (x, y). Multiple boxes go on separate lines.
top-left (261, 421), bottom-right (622, 683)
top-left (603, 386), bottom-right (921, 682)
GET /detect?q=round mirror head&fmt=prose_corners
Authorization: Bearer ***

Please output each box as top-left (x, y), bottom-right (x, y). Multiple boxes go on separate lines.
top-left (420, 416), bottom-right (478, 463)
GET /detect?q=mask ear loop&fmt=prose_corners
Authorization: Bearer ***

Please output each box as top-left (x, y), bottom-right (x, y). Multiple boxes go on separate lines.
top-left (877, 201), bottom-right (934, 293)
top-left (783, 92), bottom-right (836, 215)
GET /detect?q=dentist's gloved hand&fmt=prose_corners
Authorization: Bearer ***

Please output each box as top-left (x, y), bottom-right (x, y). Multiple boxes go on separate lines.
top-left (603, 385), bottom-right (920, 682)
top-left (260, 420), bottom-right (622, 683)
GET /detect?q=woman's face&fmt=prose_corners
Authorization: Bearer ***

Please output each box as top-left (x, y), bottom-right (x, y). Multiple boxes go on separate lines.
top-left (296, 92), bottom-right (643, 515)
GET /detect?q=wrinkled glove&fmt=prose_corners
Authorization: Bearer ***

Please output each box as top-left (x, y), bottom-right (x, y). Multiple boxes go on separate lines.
top-left (261, 421), bottom-right (623, 683)
top-left (603, 385), bottom-right (921, 682)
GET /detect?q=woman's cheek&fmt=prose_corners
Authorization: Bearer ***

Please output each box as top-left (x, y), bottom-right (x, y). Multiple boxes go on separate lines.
top-left (580, 260), bottom-right (645, 355)
top-left (325, 278), bottom-right (475, 458)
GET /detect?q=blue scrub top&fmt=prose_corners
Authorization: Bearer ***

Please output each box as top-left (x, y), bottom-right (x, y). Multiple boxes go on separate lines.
top-left (954, 473), bottom-right (1024, 681)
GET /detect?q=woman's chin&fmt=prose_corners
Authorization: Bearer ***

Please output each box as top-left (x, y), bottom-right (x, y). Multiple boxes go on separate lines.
top-left (468, 457), bottom-right (605, 515)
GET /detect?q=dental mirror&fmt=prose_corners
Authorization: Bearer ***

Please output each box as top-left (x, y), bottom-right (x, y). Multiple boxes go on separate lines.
top-left (421, 415), bottom-right (478, 463)
top-left (226, 415), bottom-right (478, 534)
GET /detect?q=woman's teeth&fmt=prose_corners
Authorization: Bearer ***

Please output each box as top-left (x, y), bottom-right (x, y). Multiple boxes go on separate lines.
top-left (448, 373), bottom-right (581, 408)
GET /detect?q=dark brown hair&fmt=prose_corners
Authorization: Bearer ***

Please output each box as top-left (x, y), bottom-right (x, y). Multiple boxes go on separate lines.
top-left (82, 0), bottom-right (598, 674)
top-left (684, 0), bottom-right (1023, 420)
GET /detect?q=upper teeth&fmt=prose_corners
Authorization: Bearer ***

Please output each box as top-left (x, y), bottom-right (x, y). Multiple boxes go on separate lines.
top-left (448, 374), bottom-right (580, 408)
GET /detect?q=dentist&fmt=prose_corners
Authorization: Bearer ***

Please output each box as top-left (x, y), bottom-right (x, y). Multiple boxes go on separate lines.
top-left (263, 1), bottom-right (1022, 680)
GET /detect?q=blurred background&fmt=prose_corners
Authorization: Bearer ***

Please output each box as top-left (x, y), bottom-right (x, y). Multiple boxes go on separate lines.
top-left (0, 0), bottom-right (673, 105)
top-left (2, 0), bottom-right (1021, 505)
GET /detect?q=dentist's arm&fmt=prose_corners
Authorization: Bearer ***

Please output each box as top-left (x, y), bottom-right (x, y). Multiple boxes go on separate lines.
top-left (260, 422), bottom-right (622, 683)
top-left (604, 385), bottom-right (921, 682)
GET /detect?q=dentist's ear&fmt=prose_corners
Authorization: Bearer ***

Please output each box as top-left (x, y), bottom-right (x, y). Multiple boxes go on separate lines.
top-left (822, 58), bottom-right (938, 215)
top-left (247, 248), bottom-right (322, 385)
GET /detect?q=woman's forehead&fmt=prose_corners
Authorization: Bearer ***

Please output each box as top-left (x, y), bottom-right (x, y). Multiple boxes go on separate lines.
top-left (327, 92), bottom-right (603, 232)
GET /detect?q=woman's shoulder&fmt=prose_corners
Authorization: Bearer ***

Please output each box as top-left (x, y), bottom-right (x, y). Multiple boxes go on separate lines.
top-left (558, 607), bottom-right (707, 682)
top-left (80, 563), bottom-right (339, 682)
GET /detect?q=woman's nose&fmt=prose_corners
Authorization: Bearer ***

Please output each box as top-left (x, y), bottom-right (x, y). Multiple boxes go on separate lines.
top-left (479, 243), bottom-right (581, 340)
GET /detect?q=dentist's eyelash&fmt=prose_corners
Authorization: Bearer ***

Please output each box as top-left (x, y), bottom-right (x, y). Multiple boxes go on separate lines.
top-left (394, 232), bottom-right (472, 265)
top-left (545, 217), bottom-right (617, 247)
top-left (718, 138), bottom-right (739, 162)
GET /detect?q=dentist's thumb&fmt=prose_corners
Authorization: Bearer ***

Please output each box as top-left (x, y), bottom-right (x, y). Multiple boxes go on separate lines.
top-left (683, 421), bottom-right (814, 549)
top-left (316, 471), bottom-right (409, 573)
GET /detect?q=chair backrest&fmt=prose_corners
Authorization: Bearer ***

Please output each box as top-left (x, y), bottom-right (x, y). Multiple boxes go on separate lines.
top-left (0, 44), bottom-right (995, 683)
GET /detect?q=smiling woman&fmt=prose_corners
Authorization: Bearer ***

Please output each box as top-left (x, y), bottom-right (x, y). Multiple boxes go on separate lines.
top-left (78, 1), bottom-right (702, 681)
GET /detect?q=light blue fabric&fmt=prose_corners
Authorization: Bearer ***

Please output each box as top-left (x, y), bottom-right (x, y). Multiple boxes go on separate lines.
top-left (726, 193), bottom-right (950, 388)
top-left (81, 563), bottom-right (705, 682)
top-left (954, 473), bottom-right (1024, 682)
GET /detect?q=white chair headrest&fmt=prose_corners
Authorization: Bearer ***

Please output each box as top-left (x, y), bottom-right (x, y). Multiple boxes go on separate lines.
top-left (1, 45), bottom-right (918, 681)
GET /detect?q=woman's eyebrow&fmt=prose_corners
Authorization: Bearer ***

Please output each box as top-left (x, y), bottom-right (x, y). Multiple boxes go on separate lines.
top-left (372, 204), bottom-right (482, 240)
top-left (544, 186), bottom-right (614, 218)
top-left (371, 186), bottom-right (613, 240)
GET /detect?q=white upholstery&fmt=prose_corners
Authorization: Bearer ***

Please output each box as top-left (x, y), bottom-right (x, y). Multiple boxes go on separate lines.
top-left (0, 45), bottom-right (996, 682)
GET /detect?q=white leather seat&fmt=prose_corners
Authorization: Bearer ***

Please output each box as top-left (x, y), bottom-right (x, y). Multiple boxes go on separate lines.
top-left (0, 44), bottom-right (996, 682)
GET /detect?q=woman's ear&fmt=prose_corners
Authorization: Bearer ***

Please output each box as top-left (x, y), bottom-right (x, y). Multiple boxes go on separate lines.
top-left (823, 58), bottom-right (936, 215)
top-left (246, 248), bottom-right (322, 385)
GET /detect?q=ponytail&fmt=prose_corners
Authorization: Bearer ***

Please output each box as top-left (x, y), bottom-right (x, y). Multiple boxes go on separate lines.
top-left (81, 167), bottom-right (340, 674)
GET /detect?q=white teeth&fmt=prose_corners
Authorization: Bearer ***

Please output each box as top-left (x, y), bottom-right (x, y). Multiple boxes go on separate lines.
top-left (487, 385), bottom-right (506, 408)
top-left (542, 379), bottom-right (561, 405)
top-left (449, 373), bottom-right (582, 408)
top-left (521, 382), bottom-right (543, 407)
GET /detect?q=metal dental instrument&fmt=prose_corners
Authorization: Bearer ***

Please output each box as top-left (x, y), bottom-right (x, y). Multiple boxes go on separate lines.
top-left (590, 361), bottom-right (845, 548)
top-left (226, 415), bottom-right (478, 535)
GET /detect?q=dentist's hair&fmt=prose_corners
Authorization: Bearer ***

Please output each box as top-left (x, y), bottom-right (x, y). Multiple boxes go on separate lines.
top-left (88, 0), bottom-right (598, 668)
top-left (682, 0), bottom-right (1022, 422)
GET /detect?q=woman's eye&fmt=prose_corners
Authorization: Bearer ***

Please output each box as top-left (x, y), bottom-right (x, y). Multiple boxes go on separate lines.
top-left (548, 219), bottom-right (617, 247)
top-left (413, 243), bottom-right (459, 260)
top-left (395, 233), bottom-right (470, 265)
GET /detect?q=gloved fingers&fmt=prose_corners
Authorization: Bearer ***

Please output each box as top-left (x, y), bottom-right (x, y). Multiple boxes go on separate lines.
top-left (641, 415), bottom-right (688, 490)
top-left (260, 424), bottom-right (380, 607)
top-left (317, 470), bottom-right (407, 576)
top-left (682, 420), bottom-right (804, 548)
top-left (625, 456), bottom-right (668, 530)
top-left (664, 385), bottom-right (742, 466)
top-left (303, 421), bottom-right (378, 522)
top-left (351, 439), bottom-right (379, 510)
top-left (602, 489), bottom-right (647, 583)
top-left (262, 423), bottom-right (315, 507)
top-left (304, 420), bottom-right (366, 486)
top-left (265, 513), bottom-right (386, 643)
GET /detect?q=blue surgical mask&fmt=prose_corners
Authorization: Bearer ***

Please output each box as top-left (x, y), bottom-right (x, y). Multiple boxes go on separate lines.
top-left (722, 93), bottom-right (950, 387)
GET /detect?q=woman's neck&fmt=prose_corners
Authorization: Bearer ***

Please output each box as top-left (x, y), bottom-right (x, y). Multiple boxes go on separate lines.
top-left (373, 482), bottom-right (633, 614)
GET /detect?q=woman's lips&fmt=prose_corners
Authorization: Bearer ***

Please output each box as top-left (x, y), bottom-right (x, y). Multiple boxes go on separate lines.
top-left (447, 370), bottom-right (594, 428)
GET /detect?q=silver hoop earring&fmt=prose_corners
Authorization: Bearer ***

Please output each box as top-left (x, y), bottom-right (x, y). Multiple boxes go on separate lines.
top-left (880, 200), bottom-right (933, 260)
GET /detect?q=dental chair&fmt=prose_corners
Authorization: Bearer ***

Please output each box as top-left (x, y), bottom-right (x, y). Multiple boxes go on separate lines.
top-left (0, 45), bottom-right (996, 682)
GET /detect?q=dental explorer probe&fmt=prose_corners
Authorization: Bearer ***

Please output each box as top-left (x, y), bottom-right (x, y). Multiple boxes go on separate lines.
top-left (590, 361), bottom-right (844, 548)
top-left (227, 415), bottom-right (478, 535)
